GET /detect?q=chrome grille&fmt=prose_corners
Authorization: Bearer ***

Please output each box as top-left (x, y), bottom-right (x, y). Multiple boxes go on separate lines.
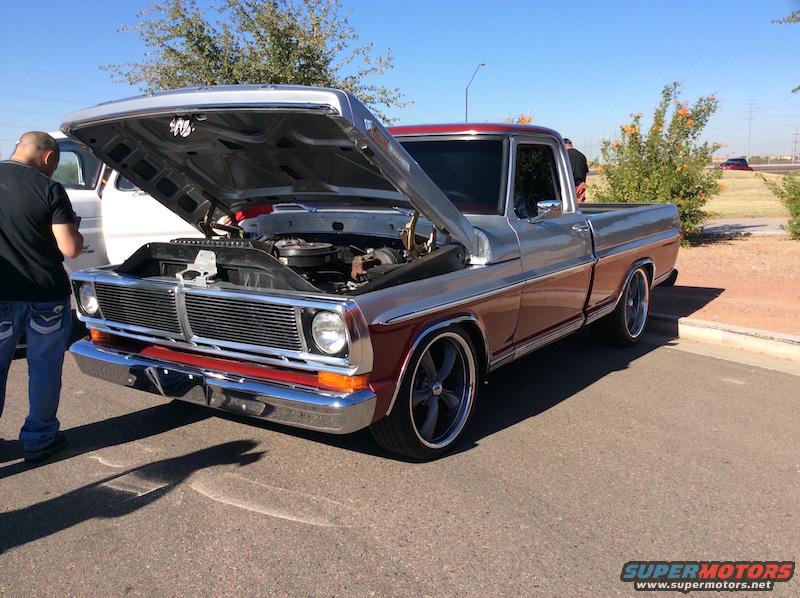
top-left (95, 283), bottom-right (181, 334)
top-left (184, 294), bottom-right (303, 352)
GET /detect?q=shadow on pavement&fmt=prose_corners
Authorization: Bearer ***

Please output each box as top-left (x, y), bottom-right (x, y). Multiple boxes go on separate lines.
top-left (452, 330), bottom-right (672, 456)
top-left (684, 231), bottom-right (756, 247)
top-left (651, 285), bottom-right (724, 320)
top-left (0, 440), bottom-right (263, 554)
top-left (0, 328), bottom-right (695, 467)
top-left (206, 330), bottom-right (681, 461)
top-left (0, 401), bottom-right (211, 477)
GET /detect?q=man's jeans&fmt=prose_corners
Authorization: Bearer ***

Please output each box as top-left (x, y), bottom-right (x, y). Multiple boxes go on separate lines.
top-left (0, 299), bottom-right (72, 454)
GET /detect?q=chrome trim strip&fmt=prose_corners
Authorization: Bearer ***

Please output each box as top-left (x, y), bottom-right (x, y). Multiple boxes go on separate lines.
top-left (511, 318), bottom-right (584, 361)
top-left (487, 318), bottom-right (585, 372)
top-left (70, 339), bottom-right (376, 434)
top-left (294, 306), bottom-right (308, 353)
top-left (379, 260), bottom-right (594, 325)
top-left (384, 315), bottom-right (490, 416)
top-left (584, 301), bottom-right (616, 325)
top-left (174, 285), bottom-right (194, 339)
top-left (487, 348), bottom-right (515, 373)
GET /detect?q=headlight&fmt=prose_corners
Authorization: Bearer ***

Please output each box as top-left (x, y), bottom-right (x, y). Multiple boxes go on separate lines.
top-left (311, 311), bottom-right (347, 355)
top-left (78, 283), bottom-right (100, 316)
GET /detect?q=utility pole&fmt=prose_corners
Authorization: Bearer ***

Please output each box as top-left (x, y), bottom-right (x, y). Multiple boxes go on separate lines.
top-left (745, 99), bottom-right (756, 160)
top-left (465, 63), bottom-right (485, 123)
top-left (793, 126), bottom-right (799, 165)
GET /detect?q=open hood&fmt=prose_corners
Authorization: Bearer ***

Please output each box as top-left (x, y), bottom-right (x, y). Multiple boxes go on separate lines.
top-left (60, 85), bottom-right (480, 255)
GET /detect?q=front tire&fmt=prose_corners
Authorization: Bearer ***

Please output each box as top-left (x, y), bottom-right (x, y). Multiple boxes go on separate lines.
top-left (370, 326), bottom-right (479, 460)
top-left (592, 267), bottom-right (651, 346)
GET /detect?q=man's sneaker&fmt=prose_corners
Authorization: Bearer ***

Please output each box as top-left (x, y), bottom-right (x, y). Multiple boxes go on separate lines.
top-left (24, 432), bottom-right (67, 464)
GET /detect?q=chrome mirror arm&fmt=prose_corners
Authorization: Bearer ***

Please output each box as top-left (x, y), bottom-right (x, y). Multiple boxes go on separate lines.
top-left (527, 199), bottom-right (562, 224)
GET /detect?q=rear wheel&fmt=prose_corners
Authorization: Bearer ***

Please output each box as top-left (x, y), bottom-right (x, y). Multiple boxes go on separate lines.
top-left (592, 267), bottom-right (651, 346)
top-left (370, 327), bottom-right (478, 460)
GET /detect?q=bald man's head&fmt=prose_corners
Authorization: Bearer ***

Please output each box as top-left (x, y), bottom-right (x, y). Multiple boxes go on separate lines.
top-left (12, 131), bottom-right (60, 177)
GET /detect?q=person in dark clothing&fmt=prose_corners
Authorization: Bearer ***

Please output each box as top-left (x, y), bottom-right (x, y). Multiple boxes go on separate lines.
top-left (0, 131), bottom-right (84, 463)
top-left (564, 138), bottom-right (589, 203)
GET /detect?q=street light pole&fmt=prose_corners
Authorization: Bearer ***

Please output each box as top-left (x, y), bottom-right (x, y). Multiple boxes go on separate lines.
top-left (465, 63), bottom-right (485, 122)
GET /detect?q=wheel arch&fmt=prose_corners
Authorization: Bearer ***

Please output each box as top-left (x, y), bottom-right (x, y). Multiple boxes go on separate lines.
top-left (639, 259), bottom-right (655, 285)
top-left (619, 258), bottom-right (654, 303)
top-left (384, 314), bottom-right (489, 416)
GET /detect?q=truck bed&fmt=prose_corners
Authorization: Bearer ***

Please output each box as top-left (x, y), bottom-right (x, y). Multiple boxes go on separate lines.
top-left (581, 203), bottom-right (680, 261)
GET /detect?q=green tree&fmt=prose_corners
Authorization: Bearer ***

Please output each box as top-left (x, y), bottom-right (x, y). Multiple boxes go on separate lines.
top-left (103, 0), bottom-right (405, 120)
top-left (762, 174), bottom-right (800, 239)
top-left (774, 11), bottom-right (800, 93)
top-left (594, 83), bottom-right (721, 237)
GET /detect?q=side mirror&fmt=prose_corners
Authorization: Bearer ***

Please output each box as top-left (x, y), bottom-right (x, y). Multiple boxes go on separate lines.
top-left (528, 199), bottom-right (562, 224)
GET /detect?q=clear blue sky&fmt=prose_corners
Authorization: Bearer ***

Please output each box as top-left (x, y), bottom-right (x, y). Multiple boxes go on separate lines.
top-left (1, 0), bottom-right (799, 159)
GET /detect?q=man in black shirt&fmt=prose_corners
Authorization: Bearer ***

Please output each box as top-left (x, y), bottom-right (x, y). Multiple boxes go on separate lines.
top-left (0, 131), bottom-right (84, 463)
top-left (564, 138), bottom-right (589, 203)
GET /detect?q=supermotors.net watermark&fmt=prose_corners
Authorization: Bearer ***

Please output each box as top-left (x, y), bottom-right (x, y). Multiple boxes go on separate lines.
top-left (621, 561), bottom-right (795, 593)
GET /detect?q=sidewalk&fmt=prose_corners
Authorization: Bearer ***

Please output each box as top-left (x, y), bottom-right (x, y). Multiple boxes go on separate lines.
top-left (650, 234), bottom-right (800, 360)
top-left (702, 217), bottom-right (788, 236)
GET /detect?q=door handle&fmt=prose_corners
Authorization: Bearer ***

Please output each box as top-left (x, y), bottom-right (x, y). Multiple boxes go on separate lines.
top-left (572, 223), bottom-right (590, 232)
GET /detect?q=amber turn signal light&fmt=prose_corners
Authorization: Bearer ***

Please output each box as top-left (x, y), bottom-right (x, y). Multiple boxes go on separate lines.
top-left (317, 372), bottom-right (369, 392)
top-left (89, 329), bottom-right (112, 343)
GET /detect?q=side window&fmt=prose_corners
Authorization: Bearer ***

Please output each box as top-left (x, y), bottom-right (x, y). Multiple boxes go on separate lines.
top-left (53, 141), bottom-right (102, 190)
top-left (513, 144), bottom-right (561, 219)
top-left (52, 152), bottom-right (83, 187)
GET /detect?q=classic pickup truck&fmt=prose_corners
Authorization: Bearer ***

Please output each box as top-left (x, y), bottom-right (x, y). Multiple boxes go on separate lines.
top-left (62, 85), bottom-right (679, 460)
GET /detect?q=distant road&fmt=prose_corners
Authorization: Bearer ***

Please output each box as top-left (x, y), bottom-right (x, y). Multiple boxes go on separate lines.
top-left (750, 164), bottom-right (800, 174)
top-left (588, 164), bottom-right (800, 176)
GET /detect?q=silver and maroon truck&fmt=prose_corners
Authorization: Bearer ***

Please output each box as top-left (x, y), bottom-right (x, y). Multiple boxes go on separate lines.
top-left (62, 85), bottom-right (679, 460)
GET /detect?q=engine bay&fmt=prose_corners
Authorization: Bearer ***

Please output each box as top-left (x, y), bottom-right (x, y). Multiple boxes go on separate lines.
top-left (115, 227), bottom-right (467, 296)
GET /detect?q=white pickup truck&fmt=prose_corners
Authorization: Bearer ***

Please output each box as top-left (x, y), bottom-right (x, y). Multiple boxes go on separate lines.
top-left (51, 132), bottom-right (199, 271)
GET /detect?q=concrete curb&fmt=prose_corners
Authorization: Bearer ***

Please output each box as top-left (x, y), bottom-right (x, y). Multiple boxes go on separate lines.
top-left (647, 313), bottom-right (800, 362)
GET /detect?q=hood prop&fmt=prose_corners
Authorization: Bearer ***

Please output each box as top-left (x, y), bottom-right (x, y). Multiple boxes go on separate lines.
top-left (399, 210), bottom-right (435, 259)
top-left (198, 192), bottom-right (241, 238)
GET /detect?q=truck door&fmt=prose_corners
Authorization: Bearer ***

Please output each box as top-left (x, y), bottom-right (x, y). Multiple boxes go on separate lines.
top-left (52, 139), bottom-right (109, 273)
top-left (102, 171), bottom-right (201, 265)
top-left (507, 137), bottom-right (594, 350)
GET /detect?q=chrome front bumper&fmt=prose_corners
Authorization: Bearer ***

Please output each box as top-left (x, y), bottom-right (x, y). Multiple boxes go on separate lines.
top-left (70, 340), bottom-right (377, 434)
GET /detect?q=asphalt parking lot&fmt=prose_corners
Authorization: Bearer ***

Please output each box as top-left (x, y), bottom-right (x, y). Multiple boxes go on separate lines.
top-left (1, 332), bottom-right (798, 597)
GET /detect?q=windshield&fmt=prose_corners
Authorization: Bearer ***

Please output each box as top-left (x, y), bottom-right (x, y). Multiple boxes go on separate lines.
top-left (399, 140), bottom-right (505, 215)
top-left (52, 139), bottom-right (102, 190)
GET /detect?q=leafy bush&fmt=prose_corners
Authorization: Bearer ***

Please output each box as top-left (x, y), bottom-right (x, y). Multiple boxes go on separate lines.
top-left (762, 174), bottom-right (800, 239)
top-left (593, 83), bottom-right (721, 237)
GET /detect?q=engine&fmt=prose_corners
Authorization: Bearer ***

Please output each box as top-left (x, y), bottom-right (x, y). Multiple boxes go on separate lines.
top-left (117, 226), bottom-right (466, 296)
top-left (269, 236), bottom-right (407, 293)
